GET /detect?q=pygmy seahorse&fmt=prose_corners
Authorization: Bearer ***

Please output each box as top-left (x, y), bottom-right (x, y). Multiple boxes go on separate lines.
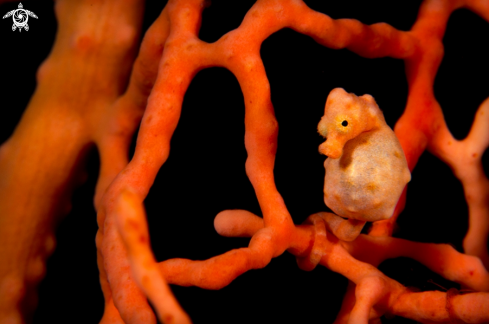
top-left (317, 88), bottom-right (411, 241)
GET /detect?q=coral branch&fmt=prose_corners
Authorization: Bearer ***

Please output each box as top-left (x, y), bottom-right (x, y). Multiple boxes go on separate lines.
top-left (1, 0), bottom-right (488, 323)
top-left (114, 190), bottom-right (190, 324)
top-left (429, 97), bottom-right (489, 267)
top-left (0, 0), bottom-right (145, 321)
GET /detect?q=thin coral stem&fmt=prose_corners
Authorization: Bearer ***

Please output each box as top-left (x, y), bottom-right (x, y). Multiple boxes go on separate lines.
top-left (428, 97), bottom-right (489, 267)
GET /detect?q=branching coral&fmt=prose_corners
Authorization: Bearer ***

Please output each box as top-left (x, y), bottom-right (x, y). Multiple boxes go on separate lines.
top-left (0, 0), bottom-right (488, 323)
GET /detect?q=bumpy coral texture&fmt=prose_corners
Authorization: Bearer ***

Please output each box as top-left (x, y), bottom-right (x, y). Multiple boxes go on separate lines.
top-left (0, 0), bottom-right (489, 324)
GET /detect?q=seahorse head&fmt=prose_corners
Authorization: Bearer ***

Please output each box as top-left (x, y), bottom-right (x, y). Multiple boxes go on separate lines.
top-left (317, 88), bottom-right (384, 159)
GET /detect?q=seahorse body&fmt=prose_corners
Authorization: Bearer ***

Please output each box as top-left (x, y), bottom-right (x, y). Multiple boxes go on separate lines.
top-left (318, 88), bottom-right (411, 222)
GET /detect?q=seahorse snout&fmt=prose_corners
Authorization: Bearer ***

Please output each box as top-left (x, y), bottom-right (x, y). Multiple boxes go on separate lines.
top-left (319, 141), bottom-right (342, 159)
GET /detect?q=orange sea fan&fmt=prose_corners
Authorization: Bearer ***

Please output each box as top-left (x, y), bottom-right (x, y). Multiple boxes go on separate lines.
top-left (1, 0), bottom-right (488, 323)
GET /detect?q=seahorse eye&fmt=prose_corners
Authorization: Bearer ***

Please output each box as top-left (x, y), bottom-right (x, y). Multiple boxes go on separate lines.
top-left (342, 120), bottom-right (348, 127)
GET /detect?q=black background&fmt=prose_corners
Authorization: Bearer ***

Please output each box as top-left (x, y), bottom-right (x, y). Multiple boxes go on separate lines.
top-left (1, 0), bottom-right (488, 323)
